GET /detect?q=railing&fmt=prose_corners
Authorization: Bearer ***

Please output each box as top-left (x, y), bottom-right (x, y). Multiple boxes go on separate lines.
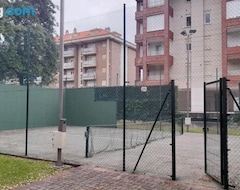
top-left (82, 60), bottom-right (96, 67)
top-left (63, 75), bottom-right (74, 81)
top-left (148, 0), bottom-right (164, 8)
top-left (63, 62), bottom-right (74, 68)
top-left (82, 72), bottom-right (96, 80)
top-left (64, 50), bottom-right (74, 57)
top-left (82, 47), bottom-right (96, 54)
top-left (147, 49), bottom-right (164, 56)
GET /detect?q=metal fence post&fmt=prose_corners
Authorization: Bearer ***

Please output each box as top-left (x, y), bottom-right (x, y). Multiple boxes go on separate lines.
top-left (181, 117), bottom-right (184, 135)
top-left (203, 82), bottom-right (207, 173)
top-left (171, 80), bottom-right (176, 180)
top-left (221, 77), bottom-right (228, 189)
top-left (85, 126), bottom-right (90, 158)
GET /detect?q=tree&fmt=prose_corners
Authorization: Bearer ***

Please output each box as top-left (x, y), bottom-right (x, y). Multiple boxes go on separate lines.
top-left (0, 0), bottom-right (58, 85)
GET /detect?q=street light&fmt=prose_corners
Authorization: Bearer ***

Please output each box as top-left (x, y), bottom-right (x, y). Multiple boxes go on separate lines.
top-left (56, 0), bottom-right (65, 167)
top-left (181, 29), bottom-right (196, 130)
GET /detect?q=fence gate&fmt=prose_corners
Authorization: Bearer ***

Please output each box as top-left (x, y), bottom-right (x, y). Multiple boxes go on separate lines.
top-left (130, 80), bottom-right (176, 180)
top-left (204, 78), bottom-right (229, 189)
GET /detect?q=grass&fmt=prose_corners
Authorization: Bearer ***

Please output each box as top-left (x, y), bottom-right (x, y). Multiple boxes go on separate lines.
top-left (0, 155), bottom-right (60, 190)
top-left (183, 126), bottom-right (240, 136)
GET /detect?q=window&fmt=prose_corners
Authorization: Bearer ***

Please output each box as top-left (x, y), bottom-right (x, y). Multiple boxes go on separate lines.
top-left (186, 15), bottom-right (191, 27)
top-left (204, 11), bottom-right (211, 24)
top-left (226, 0), bottom-right (240, 19)
top-left (140, 2), bottom-right (143, 11)
top-left (139, 45), bottom-right (143, 57)
top-left (140, 22), bottom-right (143, 34)
top-left (147, 14), bottom-right (164, 32)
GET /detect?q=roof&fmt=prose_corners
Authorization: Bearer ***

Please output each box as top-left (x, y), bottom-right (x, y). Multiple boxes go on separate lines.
top-left (55, 28), bottom-right (121, 43)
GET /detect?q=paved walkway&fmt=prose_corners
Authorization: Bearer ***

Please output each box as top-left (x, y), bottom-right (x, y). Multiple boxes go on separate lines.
top-left (15, 165), bottom-right (221, 190)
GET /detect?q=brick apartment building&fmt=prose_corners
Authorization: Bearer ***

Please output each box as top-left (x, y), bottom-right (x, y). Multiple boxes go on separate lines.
top-left (55, 28), bottom-right (136, 88)
top-left (135, 0), bottom-right (240, 112)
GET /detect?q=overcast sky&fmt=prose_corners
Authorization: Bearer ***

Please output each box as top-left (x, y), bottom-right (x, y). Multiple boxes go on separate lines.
top-left (51, 0), bottom-right (136, 42)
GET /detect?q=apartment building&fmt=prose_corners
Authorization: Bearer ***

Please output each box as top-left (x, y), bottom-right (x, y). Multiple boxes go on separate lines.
top-left (55, 28), bottom-right (136, 88)
top-left (135, 0), bottom-right (240, 112)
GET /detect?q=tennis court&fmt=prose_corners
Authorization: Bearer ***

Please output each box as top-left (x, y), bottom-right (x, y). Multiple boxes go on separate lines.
top-left (0, 126), bottom-right (226, 189)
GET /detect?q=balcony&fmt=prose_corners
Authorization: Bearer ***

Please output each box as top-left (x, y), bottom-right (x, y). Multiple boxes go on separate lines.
top-left (82, 72), bottom-right (96, 80)
top-left (135, 34), bottom-right (143, 43)
top-left (82, 60), bottom-right (96, 67)
top-left (147, 40), bottom-right (164, 56)
top-left (147, 0), bottom-right (164, 8)
top-left (82, 47), bottom-right (96, 55)
top-left (63, 75), bottom-right (74, 81)
top-left (64, 50), bottom-right (74, 57)
top-left (135, 11), bottom-right (143, 20)
top-left (63, 62), bottom-right (74, 69)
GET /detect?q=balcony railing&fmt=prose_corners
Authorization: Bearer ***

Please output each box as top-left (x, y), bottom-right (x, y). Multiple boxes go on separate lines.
top-left (82, 72), bottom-right (96, 80)
top-left (82, 47), bottom-right (96, 54)
top-left (63, 62), bottom-right (74, 68)
top-left (82, 60), bottom-right (96, 67)
top-left (147, 74), bottom-right (164, 80)
top-left (64, 50), bottom-right (74, 57)
top-left (148, 0), bottom-right (164, 8)
top-left (147, 49), bottom-right (164, 56)
top-left (63, 75), bottom-right (74, 81)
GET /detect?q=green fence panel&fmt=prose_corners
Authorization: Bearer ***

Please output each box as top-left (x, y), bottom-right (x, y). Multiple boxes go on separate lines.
top-left (64, 88), bottom-right (117, 126)
top-left (0, 84), bottom-right (26, 130)
top-left (29, 87), bottom-right (58, 128)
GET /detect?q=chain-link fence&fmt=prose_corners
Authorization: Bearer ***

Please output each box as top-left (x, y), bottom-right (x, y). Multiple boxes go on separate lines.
top-left (83, 82), bottom-right (181, 179)
top-left (0, 0), bottom-right (240, 187)
top-left (204, 80), bottom-right (222, 183)
top-left (227, 86), bottom-right (240, 189)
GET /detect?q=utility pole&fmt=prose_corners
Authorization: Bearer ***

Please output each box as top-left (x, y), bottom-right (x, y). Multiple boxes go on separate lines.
top-left (56, 0), bottom-right (64, 166)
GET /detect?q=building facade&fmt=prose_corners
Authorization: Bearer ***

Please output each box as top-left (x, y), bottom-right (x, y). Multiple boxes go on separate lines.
top-left (56, 28), bottom-right (136, 88)
top-left (135, 0), bottom-right (240, 112)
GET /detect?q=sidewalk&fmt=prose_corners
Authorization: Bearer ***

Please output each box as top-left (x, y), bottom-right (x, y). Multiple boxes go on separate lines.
top-left (15, 165), bottom-right (221, 190)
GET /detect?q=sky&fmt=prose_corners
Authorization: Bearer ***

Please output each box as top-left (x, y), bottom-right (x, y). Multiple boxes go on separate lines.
top-left (51, 0), bottom-right (136, 42)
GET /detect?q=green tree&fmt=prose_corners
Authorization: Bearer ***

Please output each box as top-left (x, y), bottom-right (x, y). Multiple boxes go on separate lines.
top-left (0, 0), bottom-right (58, 85)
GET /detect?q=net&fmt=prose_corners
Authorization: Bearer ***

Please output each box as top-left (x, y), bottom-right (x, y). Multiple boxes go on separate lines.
top-left (86, 119), bottom-right (182, 157)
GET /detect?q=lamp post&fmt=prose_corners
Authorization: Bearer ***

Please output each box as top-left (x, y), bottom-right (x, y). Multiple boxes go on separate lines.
top-left (180, 29), bottom-right (196, 131)
top-left (56, 0), bottom-right (65, 167)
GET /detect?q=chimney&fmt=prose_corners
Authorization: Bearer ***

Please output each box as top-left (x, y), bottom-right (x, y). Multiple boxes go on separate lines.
top-left (105, 27), bottom-right (110, 32)
top-left (73, 28), bottom-right (77, 33)
top-left (65, 30), bottom-right (69, 34)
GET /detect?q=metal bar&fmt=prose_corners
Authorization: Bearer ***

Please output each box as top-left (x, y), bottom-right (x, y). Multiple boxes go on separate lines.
top-left (181, 117), bottom-right (184, 135)
top-left (25, 26), bottom-right (30, 156)
top-left (227, 88), bottom-right (240, 111)
top-left (205, 80), bottom-right (220, 85)
top-left (222, 78), bottom-right (229, 189)
top-left (186, 35), bottom-right (190, 118)
top-left (85, 126), bottom-right (90, 158)
top-left (220, 78), bottom-right (224, 185)
top-left (171, 80), bottom-right (176, 180)
top-left (123, 3), bottom-right (126, 172)
top-left (56, 0), bottom-right (64, 167)
top-left (203, 82), bottom-right (207, 173)
top-left (133, 90), bottom-right (170, 172)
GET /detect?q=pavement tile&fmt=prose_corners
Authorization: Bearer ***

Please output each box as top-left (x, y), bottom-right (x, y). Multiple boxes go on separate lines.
top-left (14, 165), bottom-right (221, 190)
